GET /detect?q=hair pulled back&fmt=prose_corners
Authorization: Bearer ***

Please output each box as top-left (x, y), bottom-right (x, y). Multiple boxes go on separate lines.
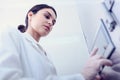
top-left (18, 4), bottom-right (57, 33)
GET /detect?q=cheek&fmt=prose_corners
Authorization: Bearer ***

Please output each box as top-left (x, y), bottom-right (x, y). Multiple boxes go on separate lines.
top-left (31, 19), bottom-right (41, 28)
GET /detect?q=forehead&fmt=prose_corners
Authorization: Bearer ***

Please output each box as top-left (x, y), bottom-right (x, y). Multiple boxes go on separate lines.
top-left (38, 8), bottom-right (56, 19)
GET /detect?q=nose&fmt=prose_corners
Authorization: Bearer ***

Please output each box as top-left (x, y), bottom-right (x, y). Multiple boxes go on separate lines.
top-left (48, 19), bottom-right (53, 26)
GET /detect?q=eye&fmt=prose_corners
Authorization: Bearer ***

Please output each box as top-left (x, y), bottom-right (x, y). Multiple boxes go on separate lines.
top-left (44, 14), bottom-right (50, 19)
top-left (52, 20), bottom-right (56, 25)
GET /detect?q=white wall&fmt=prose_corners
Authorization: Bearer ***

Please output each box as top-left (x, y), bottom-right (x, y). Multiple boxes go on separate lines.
top-left (0, 0), bottom-right (92, 75)
top-left (76, 0), bottom-right (105, 52)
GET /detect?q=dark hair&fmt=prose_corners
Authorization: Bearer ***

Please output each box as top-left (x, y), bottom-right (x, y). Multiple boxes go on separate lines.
top-left (18, 4), bottom-right (57, 33)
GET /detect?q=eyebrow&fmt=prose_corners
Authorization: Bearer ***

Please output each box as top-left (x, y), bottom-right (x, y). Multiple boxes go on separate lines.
top-left (46, 11), bottom-right (52, 17)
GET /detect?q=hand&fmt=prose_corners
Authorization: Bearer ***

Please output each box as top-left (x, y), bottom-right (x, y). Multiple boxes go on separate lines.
top-left (81, 48), bottom-right (112, 80)
top-left (101, 49), bottom-right (120, 80)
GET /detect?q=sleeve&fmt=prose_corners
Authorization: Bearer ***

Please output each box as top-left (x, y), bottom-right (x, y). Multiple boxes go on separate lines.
top-left (0, 27), bottom-right (24, 80)
top-left (0, 27), bottom-right (85, 80)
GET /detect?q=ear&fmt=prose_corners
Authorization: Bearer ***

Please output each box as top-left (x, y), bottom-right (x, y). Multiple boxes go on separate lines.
top-left (28, 11), bottom-right (34, 21)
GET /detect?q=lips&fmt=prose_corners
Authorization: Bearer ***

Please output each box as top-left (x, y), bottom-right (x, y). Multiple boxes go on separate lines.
top-left (44, 25), bottom-right (50, 31)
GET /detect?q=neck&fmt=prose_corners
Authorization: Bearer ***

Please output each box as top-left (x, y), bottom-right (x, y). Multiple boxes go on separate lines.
top-left (25, 27), bottom-right (41, 42)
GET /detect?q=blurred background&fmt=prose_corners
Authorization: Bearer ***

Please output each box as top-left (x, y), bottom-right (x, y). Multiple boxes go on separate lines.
top-left (0, 0), bottom-right (104, 75)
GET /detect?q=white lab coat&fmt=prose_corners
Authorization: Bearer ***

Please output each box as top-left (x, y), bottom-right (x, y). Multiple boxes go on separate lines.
top-left (0, 27), bottom-right (85, 80)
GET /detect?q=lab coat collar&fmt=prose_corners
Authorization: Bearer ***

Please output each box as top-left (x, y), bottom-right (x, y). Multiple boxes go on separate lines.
top-left (22, 33), bottom-right (46, 56)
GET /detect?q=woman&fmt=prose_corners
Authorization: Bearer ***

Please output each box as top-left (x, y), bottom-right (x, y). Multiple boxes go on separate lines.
top-left (0, 4), bottom-right (112, 80)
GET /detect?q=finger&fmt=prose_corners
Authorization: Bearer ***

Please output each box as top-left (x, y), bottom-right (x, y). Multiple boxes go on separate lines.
top-left (95, 74), bottom-right (101, 80)
top-left (100, 73), bottom-right (105, 80)
top-left (90, 48), bottom-right (98, 57)
top-left (94, 54), bottom-right (104, 59)
top-left (99, 59), bottom-right (112, 66)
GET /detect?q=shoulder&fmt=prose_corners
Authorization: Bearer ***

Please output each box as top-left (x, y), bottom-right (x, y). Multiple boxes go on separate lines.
top-left (0, 26), bottom-right (23, 46)
top-left (0, 26), bottom-right (20, 34)
top-left (0, 26), bottom-right (22, 38)
top-left (0, 26), bottom-right (23, 50)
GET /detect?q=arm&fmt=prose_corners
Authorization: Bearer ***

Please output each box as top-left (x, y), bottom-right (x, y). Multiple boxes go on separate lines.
top-left (0, 27), bottom-right (24, 80)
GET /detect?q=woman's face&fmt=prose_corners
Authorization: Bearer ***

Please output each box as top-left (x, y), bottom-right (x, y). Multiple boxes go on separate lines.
top-left (28, 8), bottom-right (56, 37)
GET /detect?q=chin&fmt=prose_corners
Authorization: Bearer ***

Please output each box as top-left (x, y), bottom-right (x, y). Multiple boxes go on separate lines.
top-left (39, 30), bottom-right (50, 37)
top-left (41, 33), bottom-right (49, 37)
